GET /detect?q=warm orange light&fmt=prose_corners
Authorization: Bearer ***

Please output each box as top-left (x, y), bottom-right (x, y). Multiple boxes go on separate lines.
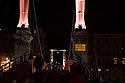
top-left (75, 44), bottom-right (86, 51)
top-left (0, 57), bottom-right (13, 72)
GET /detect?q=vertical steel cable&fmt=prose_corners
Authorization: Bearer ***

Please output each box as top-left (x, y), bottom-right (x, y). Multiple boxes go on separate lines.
top-left (32, 0), bottom-right (44, 59)
top-left (68, 8), bottom-right (75, 60)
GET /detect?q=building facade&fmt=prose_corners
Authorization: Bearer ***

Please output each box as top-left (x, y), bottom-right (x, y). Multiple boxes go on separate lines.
top-left (72, 29), bottom-right (125, 82)
top-left (93, 33), bottom-right (125, 82)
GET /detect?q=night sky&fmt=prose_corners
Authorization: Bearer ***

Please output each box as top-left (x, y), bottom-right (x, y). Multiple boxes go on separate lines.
top-left (0, 0), bottom-right (125, 51)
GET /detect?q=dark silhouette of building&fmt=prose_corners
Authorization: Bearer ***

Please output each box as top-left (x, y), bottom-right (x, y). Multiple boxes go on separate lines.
top-left (92, 33), bottom-right (125, 82)
top-left (72, 29), bottom-right (125, 82)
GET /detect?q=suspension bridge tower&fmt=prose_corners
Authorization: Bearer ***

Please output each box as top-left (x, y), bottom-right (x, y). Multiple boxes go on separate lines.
top-left (68, 0), bottom-right (100, 80)
top-left (65, 0), bottom-right (89, 71)
top-left (14, 0), bottom-right (33, 58)
top-left (71, 0), bottom-right (89, 63)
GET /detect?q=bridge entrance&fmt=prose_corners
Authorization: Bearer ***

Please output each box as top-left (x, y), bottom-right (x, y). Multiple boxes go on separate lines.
top-left (50, 49), bottom-right (66, 70)
top-left (53, 51), bottom-right (63, 65)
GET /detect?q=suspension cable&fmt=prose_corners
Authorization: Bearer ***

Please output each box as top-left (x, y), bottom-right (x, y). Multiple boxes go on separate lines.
top-left (68, 8), bottom-right (75, 60)
top-left (32, 0), bottom-right (44, 59)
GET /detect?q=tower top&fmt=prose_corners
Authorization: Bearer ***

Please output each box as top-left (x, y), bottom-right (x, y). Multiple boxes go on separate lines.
top-left (75, 0), bottom-right (86, 29)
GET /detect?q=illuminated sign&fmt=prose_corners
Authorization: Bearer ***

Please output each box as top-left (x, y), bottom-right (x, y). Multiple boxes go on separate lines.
top-left (75, 44), bottom-right (86, 51)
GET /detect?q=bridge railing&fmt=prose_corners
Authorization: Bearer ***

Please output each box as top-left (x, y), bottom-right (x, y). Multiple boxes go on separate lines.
top-left (0, 51), bottom-right (30, 77)
top-left (72, 54), bottom-right (97, 82)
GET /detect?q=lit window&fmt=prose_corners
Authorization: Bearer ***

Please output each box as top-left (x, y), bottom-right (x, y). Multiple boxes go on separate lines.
top-left (75, 44), bottom-right (86, 51)
top-left (98, 68), bottom-right (101, 72)
top-left (122, 58), bottom-right (125, 64)
top-left (114, 58), bottom-right (117, 64)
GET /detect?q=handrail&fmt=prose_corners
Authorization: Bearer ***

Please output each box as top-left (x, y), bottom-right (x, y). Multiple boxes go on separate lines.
top-left (72, 54), bottom-right (96, 82)
top-left (73, 54), bottom-right (91, 71)
top-left (0, 51), bottom-right (30, 73)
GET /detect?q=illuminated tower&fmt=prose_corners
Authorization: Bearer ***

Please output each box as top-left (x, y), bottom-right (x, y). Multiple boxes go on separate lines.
top-left (14, 0), bottom-right (33, 58)
top-left (75, 0), bottom-right (86, 29)
top-left (17, 0), bottom-right (29, 28)
top-left (63, 0), bottom-right (87, 71)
